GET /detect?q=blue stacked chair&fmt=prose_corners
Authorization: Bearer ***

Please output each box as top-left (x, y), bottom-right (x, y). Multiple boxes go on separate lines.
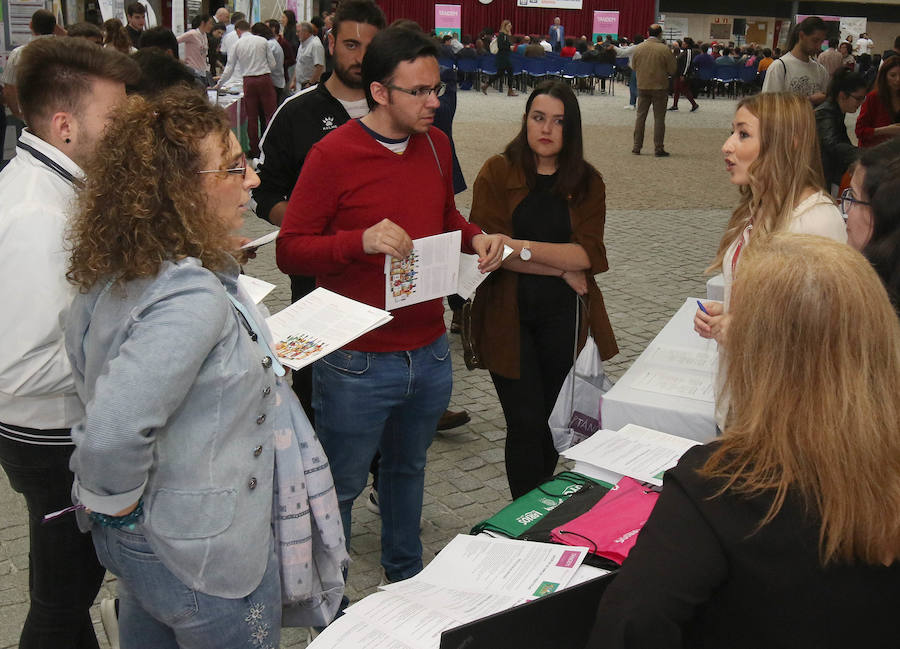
top-left (712, 65), bottom-right (739, 98)
top-left (523, 56), bottom-right (548, 87)
top-left (456, 57), bottom-right (478, 89)
top-left (479, 54), bottom-right (497, 91)
top-left (737, 64), bottom-right (759, 95)
top-left (594, 62), bottom-right (615, 95)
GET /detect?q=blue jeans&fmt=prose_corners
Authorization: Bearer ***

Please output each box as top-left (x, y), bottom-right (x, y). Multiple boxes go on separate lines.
top-left (628, 69), bottom-right (637, 105)
top-left (312, 334), bottom-right (452, 582)
top-left (91, 526), bottom-right (281, 649)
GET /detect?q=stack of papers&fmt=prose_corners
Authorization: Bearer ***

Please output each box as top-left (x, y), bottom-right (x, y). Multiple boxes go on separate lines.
top-left (562, 423), bottom-right (701, 487)
top-left (628, 344), bottom-right (717, 402)
top-left (310, 535), bottom-right (588, 649)
top-left (265, 288), bottom-right (392, 370)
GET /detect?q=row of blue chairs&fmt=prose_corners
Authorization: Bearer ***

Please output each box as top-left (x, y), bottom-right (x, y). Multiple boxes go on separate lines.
top-left (440, 53), bottom-right (619, 95)
top-left (694, 63), bottom-right (765, 98)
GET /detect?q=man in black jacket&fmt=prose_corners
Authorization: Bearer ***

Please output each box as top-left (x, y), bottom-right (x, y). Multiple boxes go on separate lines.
top-left (254, 0), bottom-right (385, 420)
top-left (814, 69), bottom-right (867, 191)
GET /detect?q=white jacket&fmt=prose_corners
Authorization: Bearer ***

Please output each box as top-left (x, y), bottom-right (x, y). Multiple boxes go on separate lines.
top-left (0, 131), bottom-right (84, 430)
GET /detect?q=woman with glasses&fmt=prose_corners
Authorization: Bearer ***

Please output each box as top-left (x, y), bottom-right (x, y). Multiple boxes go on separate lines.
top-left (815, 69), bottom-right (867, 192)
top-left (695, 92), bottom-right (846, 344)
top-left (855, 56), bottom-right (900, 148)
top-left (590, 233), bottom-right (900, 648)
top-left (842, 138), bottom-right (900, 313)
top-left (65, 88), bottom-right (344, 647)
top-left (469, 81), bottom-right (617, 498)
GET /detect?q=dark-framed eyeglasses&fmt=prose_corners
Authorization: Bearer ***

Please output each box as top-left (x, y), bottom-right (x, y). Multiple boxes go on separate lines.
top-left (386, 82), bottom-right (446, 99)
top-left (840, 187), bottom-right (870, 221)
top-left (196, 154), bottom-right (247, 178)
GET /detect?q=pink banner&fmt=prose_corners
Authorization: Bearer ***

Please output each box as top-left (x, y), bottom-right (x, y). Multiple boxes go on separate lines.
top-left (434, 4), bottom-right (461, 31)
top-left (592, 10), bottom-right (619, 40)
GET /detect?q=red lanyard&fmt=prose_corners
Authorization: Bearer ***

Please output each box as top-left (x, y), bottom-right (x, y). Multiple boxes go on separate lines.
top-left (731, 224), bottom-right (752, 279)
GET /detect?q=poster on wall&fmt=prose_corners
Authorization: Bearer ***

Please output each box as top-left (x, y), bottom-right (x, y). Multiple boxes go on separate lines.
top-left (8, 0), bottom-right (43, 47)
top-left (516, 0), bottom-right (583, 10)
top-left (434, 4), bottom-right (460, 39)
top-left (839, 17), bottom-right (866, 43)
top-left (591, 10), bottom-right (618, 42)
top-left (661, 16), bottom-right (689, 43)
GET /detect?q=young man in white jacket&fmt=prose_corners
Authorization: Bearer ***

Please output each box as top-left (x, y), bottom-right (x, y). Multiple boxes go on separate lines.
top-left (0, 37), bottom-right (137, 648)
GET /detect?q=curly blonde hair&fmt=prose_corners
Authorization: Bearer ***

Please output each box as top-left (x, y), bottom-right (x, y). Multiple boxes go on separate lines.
top-left (67, 87), bottom-right (234, 291)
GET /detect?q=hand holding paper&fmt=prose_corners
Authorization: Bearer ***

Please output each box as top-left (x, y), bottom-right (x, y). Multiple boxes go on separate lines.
top-left (471, 233), bottom-right (506, 273)
top-left (363, 218), bottom-right (413, 259)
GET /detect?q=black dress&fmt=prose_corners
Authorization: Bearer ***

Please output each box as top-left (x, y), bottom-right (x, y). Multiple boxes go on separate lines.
top-left (491, 172), bottom-right (579, 499)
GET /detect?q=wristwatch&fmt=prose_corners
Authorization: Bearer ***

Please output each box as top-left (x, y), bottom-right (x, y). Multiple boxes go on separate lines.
top-left (520, 241), bottom-right (532, 261)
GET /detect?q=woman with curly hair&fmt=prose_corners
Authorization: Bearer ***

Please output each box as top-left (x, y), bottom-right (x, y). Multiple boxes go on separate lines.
top-left (694, 92), bottom-right (846, 343)
top-left (102, 18), bottom-right (135, 54)
top-left (65, 87), bottom-right (346, 647)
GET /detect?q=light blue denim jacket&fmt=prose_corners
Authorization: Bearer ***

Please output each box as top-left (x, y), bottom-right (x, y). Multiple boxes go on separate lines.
top-left (67, 257), bottom-right (279, 598)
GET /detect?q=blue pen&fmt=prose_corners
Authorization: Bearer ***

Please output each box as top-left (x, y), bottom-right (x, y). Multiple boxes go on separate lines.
top-left (696, 300), bottom-right (710, 315)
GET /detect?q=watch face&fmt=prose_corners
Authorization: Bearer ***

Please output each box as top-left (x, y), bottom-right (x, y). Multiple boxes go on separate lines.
top-left (520, 247), bottom-right (532, 261)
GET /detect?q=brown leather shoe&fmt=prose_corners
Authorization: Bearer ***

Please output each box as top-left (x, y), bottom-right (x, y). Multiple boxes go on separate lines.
top-left (437, 409), bottom-right (470, 431)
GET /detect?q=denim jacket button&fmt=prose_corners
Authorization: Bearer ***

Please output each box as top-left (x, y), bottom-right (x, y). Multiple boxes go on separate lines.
top-left (261, 356), bottom-right (272, 369)
top-left (253, 445), bottom-right (263, 457)
top-left (256, 414), bottom-right (266, 425)
top-left (248, 477), bottom-right (258, 489)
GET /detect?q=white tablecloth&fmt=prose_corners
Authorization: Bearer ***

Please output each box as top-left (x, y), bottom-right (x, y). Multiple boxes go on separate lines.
top-left (706, 274), bottom-right (725, 302)
top-left (601, 298), bottom-right (719, 443)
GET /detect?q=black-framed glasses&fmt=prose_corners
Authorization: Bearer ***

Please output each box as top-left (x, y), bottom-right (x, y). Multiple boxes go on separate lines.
top-left (840, 187), bottom-right (870, 221)
top-left (386, 82), bottom-right (446, 99)
top-left (196, 153), bottom-right (247, 178)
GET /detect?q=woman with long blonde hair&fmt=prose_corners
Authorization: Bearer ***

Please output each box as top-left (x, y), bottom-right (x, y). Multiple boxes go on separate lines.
top-left (694, 92), bottom-right (846, 341)
top-left (590, 233), bottom-right (900, 648)
top-left (482, 19), bottom-right (517, 96)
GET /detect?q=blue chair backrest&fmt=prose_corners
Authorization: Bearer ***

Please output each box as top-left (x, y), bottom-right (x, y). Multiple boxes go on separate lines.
top-left (594, 62), bottom-right (614, 78)
top-left (695, 63), bottom-right (716, 81)
top-left (523, 57), bottom-right (546, 75)
top-left (615, 57), bottom-right (629, 68)
top-left (738, 65), bottom-right (758, 83)
top-left (543, 56), bottom-right (565, 74)
top-left (438, 57), bottom-right (456, 70)
top-left (457, 57), bottom-right (478, 73)
top-left (714, 66), bottom-right (739, 81)
top-left (562, 60), bottom-right (579, 77)
top-left (479, 54), bottom-right (497, 74)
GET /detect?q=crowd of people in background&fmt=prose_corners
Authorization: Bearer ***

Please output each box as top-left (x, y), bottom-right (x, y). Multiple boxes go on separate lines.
top-left (0, 4), bottom-right (899, 649)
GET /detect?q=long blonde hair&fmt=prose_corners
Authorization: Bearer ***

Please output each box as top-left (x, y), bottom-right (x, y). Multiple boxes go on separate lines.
top-left (708, 93), bottom-right (827, 273)
top-left (499, 20), bottom-right (512, 35)
top-left (702, 233), bottom-right (900, 565)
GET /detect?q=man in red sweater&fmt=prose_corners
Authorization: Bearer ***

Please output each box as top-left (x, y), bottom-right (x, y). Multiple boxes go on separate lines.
top-left (276, 27), bottom-right (504, 584)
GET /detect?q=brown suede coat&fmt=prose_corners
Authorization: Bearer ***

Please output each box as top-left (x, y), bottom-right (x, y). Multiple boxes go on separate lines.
top-left (469, 154), bottom-right (618, 379)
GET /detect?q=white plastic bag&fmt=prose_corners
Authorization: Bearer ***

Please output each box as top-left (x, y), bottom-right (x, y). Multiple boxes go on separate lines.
top-left (549, 336), bottom-right (613, 453)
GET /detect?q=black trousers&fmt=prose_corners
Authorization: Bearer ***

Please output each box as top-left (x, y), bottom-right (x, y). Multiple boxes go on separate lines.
top-left (0, 431), bottom-right (106, 649)
top-left (290, 274), bottom-right (317, 425)
top-left (491, 295), bottom-right (578, 499)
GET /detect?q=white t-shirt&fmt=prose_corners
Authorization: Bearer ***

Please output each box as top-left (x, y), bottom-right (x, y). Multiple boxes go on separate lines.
top-left (337, 97), bottom-right (369, 120)
top-left (761, 52), bottom-right (829, 97)
top-left (855, 37), bottom-right (873, 56)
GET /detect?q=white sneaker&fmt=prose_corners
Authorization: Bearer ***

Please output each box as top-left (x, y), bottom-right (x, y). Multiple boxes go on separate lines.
top-left (100, 598), bottom-right (120, 649)
top-left (623, 104), bottom-right (635, 110)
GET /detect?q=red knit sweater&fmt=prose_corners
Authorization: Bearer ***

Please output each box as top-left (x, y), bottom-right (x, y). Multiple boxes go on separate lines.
top-left (856, 89), bottom-right (898, 148)
top-left (276, 119), bottom-right (482, 352)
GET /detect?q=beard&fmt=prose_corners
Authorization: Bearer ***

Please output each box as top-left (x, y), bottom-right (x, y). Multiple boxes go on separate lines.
top-left (333, 60), bottom-right (363, 90)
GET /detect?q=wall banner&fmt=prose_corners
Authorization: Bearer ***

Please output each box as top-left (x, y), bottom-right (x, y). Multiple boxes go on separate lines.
top-left (434, 4), bottom-right (460, 39)
top-left (591, 10), bottom-right (618, 43)
top-left (516, 0), bottom-right (583, 10)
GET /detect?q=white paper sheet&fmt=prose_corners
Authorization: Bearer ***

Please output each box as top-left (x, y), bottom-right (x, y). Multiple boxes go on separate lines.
top-left (310, 535), bottom-right (588, 649)
top-left (237, 274), bottom-right (275, 304)
top-left (629, 368), bottom-right (716, 402)
top-left (384, 231), bottom-right (461, 310)
top-left (564, 424), bottom-right (700, 486)
top-left (240, 230), bottom-right (278, 250)
top-left (265, 288), bottom-right (392, 370)
top-left (644, 344), bottom-right (718, 372)
top-left (387, 534), bottom-right (586, 598)
top-left (456, 245), bottom-right (514, 300)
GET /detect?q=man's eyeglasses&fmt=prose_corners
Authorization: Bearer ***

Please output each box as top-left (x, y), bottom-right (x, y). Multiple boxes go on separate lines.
top-left (840, 187), bottom-right (870, 221)
top-left (386, 82), bottom-right (446, 99)
top-left (196, 154), bottom-right (247, 178)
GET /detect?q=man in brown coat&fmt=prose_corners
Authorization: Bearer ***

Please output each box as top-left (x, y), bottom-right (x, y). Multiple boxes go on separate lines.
top-left (631, 23), bottom-right (676, 156)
